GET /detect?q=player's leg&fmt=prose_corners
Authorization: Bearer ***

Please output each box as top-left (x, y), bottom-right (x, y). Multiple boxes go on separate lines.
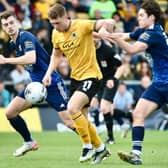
top-left (46, 79), bottom-right (76, 134)
top-left (68, 78), bottom-right (111, 164)
top-left (100, 99), bottom-right (115, 144)
top-left (6, 94), bottom-right (38, 157)
top-left (118, 84), bottom-right (161, 165)
top-left (78, 79), bottom-right (111, 164)
top-left (118, 98), bottom-right (158, 165)
top-left (100, 82), bottom-right (118, 144)
top-left (68, 91), bottom-right (94, 162)
top-left (82, 106), bottom-right (111, 164)
top-left (58, 110), bottom-right (77, 133)
top-left (66, 79), bottom-right (95, 162)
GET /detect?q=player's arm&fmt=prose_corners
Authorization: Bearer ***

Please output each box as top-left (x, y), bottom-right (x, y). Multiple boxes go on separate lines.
top-left (95, 19), bottom-right (116, 33)
top-left (114, 65), bottom-right (124, 79)
top-left (111, 36), bottom-right (148, 55)
top-left (42, 48), bottom-right (63, 86)
top-left (112, 33), bottom-right (130, 40)
top-left (46, 48), bottom-right (63, 75)
top-left (94, 19), bottom-right (116, 41)
top-left (0, 51), bottom-right (36, 65)
top-left (106, 64), bottom-right (123, 89)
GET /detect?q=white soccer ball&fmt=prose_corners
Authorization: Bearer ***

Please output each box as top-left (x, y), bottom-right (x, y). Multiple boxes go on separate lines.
top-left (24, 82), bottom-right (47, 104)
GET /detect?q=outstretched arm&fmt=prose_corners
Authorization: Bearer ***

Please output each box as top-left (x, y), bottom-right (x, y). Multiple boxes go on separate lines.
top-left (110, 34), bottom-right (148, 55)
top-left (94, 19), bottom-right (116, 41)
top-left (0, 51), bottom-right (36, 65)
top-left (95, 19), bottom-right (116, 33)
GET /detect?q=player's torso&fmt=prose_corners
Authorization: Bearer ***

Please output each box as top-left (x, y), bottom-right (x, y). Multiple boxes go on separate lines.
top-left (53, 20), bottom-right (102, 80)
top-left (136, 25), bottom-right (168, 84)
top-left (12, 31), bottom-right (61, 84)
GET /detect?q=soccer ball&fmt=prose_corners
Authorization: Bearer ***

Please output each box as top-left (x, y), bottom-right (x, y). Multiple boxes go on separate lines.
top-left (24, 82), bottom-right (47, 104)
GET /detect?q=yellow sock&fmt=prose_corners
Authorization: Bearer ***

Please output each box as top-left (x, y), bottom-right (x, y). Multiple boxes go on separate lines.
top-left (71, 111), bottom-right (91, 145)
top-left (88, 122), bottom-right (102, 148)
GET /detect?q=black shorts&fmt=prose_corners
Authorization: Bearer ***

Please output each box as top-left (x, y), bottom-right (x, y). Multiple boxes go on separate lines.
top-left (97, 78), bottom-right (119, 102)
top-left (69, 78), bottom-right (101, 102)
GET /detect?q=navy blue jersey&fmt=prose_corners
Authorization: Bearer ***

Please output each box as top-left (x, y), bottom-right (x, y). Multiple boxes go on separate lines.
top-left (130, 24), bottom-right (168, 84)
top-left (10, 30), bottom-right (62, 85)
top-left (12, 30), bottom-right (69, 111)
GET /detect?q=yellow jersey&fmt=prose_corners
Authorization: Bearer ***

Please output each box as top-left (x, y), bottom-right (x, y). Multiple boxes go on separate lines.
top-left (52, 19), bottom-right (102, 81)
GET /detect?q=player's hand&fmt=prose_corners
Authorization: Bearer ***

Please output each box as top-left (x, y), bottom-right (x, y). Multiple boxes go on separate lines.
top-left (106, 79), bottom-right (114, 89)
top-left (0, 54), bottom-right (6, 64)
top-left (42, 74), bottom-right (52, 86)
top-left (98, 28), bottom-right (117, 45)
top-left (108, 33), bottom-right (123, 41)
top-left (98, 27), bottom-right (112, 41)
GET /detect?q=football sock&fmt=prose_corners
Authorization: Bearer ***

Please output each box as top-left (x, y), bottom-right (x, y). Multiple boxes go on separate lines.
top-left (71, 111), bottom-right (91, 145)
top-left (88, 122), bottom-right (102, 148)
top-left (9, 115), bottom-right (32, 142)
top-left (103, 112), bottom-right (114, 140)
top-left (132, 126), bottom-right (144, 154)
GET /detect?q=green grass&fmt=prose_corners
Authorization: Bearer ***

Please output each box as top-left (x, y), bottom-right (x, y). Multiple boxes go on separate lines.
top-left (0, 130), bottom-right (168, 168)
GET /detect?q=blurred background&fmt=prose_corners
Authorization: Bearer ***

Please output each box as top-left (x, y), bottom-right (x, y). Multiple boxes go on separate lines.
top-left (0, 0), bottom-right (168, 132)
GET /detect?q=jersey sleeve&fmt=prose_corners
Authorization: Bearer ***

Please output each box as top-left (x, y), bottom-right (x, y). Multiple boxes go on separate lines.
top-left (138, 30), bottom-right (157, 47)
top-left (21, 32), bottom-right (36, 52)
top-left (52, 29), bottom-right (59, 49)
top-left (129, 28), bottom-right (145, 40)
top-left (79, 19), bottom-right (95, 34)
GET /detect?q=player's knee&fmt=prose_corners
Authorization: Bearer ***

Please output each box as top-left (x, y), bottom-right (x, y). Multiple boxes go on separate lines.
top-left (132, 111), bottom-right (145, 123)
top-left (100, 106), bottom-right (109, 114)
top-left (5, 108), bottom-right (18, 119)
top-left (67, 104), bottom-right (78, 115)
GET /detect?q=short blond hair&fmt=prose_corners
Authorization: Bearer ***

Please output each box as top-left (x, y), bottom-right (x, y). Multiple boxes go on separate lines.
top-left (48, 3), bottom-right (66, 19)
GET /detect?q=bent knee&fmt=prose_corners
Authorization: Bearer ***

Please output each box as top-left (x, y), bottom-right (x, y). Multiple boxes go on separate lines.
top-left (67, 105), bottom-right (79, 115)
top-left (100, 107), bottom-right (109, 114)
top-left (5, 109), bottom-right (18, 119)
top-left (132, 111), bottom-right (145, 124)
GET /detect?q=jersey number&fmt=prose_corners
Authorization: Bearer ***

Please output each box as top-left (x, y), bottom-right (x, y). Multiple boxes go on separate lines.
top-left (82, 80), bottom-right (92, 92)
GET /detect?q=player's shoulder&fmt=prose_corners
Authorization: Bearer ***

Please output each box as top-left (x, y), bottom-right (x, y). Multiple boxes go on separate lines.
top-left (145, 24), bottom-right (163, 35)
top-left (19, 30), bottom-right (35, 40)
top-left (72, 19), bottom-right (95, 25)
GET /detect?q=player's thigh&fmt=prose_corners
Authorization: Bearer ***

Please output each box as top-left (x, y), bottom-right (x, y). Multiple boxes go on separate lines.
top-left (133, 98), bottom-right (158, 120)
top-left (68, 91), bottom-right (89, 114)
top-left (46, 84), bottom-right (68, 112)
top-left (6, 96), bottom-right (31, 118)
top-left (68, 78), bottom-right (100, 113)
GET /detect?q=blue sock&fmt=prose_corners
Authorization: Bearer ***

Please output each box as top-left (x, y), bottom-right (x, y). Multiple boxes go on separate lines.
top-left (9, 115), bottom-right (32, 142)
top-left (132, 126), bottom-right (144, 153)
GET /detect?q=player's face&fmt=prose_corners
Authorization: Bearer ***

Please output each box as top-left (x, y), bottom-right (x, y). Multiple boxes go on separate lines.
top-left (137, 9), bottom-right (152, 29)
top-left (1, 16), bottom-right (18, 36)
top-left (49, 16), bottom-right (69, 32)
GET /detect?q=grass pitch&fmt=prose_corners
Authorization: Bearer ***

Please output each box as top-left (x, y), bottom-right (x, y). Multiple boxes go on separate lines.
top-left (0, 130), bottom-right (168, 168)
